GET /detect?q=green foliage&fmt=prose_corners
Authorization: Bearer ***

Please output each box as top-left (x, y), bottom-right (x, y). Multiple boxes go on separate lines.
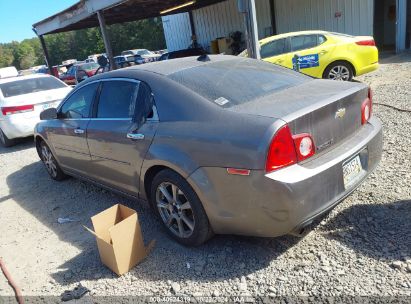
top-left (0, 18), bottom-right (166, 69)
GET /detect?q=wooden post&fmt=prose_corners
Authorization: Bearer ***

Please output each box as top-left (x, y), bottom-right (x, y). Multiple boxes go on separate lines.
top-left (97, 10), bottom-right (116, 70)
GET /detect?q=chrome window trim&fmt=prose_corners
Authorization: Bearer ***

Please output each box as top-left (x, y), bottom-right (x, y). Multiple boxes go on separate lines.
top-left (57, 77), bottom-right (160, 122)
top-left (58, 78), bottom-right (140, 111)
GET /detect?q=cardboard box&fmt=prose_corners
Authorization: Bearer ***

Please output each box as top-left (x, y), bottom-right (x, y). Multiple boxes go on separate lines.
top-left (85, 204), bottom-right (155, 276)
top-left (217, 37), bottom-right (233, 55)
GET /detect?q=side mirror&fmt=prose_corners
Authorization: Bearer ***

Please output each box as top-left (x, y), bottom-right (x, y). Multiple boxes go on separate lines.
top-left (40, 108), bottom-right (58, 120)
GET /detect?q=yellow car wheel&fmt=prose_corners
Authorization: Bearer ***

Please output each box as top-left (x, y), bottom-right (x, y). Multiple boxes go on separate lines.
top-left (323, 61), bottom-right (354, 81)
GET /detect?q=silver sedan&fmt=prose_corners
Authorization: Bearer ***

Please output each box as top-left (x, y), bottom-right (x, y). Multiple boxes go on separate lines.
top-left (35, 55), bottom-right (382, 246)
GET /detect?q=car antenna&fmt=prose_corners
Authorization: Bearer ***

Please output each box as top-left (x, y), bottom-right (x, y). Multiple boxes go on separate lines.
top-left (197, 54), bottom-right (210, 62)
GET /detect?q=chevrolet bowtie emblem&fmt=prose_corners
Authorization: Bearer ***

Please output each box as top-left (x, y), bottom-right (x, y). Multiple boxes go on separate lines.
top-left (335, 108), bottom-right (346, 119)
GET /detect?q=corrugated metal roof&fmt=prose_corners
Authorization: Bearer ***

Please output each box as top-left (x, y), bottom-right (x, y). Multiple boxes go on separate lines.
top-left (33, 0), bottom-right (228, 36)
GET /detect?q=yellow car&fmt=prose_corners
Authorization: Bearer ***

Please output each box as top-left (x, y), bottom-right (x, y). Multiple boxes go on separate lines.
top-left (258, 30), bottom-right (379, 81)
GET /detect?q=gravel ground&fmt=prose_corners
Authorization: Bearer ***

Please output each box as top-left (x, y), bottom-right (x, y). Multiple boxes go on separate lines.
top-left (0, 53), bottom-right (410, 302)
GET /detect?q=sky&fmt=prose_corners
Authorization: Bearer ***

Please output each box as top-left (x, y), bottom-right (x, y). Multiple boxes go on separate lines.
top-left (0, 0), bottom-right (78, 43)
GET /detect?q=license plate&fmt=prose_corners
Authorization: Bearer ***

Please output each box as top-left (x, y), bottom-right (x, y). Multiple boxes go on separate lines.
top-left (343, 155), bottom-right (363, 188)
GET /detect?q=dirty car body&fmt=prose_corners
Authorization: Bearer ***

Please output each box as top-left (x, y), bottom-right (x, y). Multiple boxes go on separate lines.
top-left (34, 55), bottom-right (382, 245)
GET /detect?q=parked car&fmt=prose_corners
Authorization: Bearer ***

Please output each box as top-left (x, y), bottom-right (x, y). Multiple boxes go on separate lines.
top-left (86, 53), bottom-right (106, 63)
top-left (113, 56), bottom-right (130, 68)
top-left (121, 49), bottom-right (161, 63)
top-left (158, 48), bottom-right (207, 61)
top-left (0, 74), bottom-right (72, 147)
top-left (241, 30), bottom-right (379, 81)
top-left (60, 63), bottom-right (100, 85)
top-left (35, 56), bottom-right (382, 246)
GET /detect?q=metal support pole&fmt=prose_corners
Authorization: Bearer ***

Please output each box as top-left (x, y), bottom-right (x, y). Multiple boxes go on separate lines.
top-left (238, 0), bottom-right (260, 59)
top-left (269, 0), bottom-right (276, 35)
top-left (36, 33), bottom-right (52, 69)
top-left (188, 11), bottom-right (198, 48)
top-left (97, 10), bottom-right (116, 70)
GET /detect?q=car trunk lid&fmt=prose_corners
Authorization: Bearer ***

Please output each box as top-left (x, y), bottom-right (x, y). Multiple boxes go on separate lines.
top-left (230, 79), bottom-right (369, 154)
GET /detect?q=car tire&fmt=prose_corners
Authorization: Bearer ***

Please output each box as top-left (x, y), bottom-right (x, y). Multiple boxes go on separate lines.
top-left (323, 61), bottom-right (354, 81)
top-left (39, 141), bottom-right (67, 181)
top-left (0, 128), bottom-right (15, 147)
top-left (150, 169), bottom-right (213, 246)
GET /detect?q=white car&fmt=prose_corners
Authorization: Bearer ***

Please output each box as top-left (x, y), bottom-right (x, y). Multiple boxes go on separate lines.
top-left (121, 49), bottom-right (161, 63)
top-left (0, 74), bottom-right (72, 147)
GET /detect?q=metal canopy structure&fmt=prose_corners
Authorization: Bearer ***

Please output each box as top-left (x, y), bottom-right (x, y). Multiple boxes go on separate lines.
top-left (33, 0), bottom-right (226, 36)
top-left (32, 0), bottom-right (260, 71)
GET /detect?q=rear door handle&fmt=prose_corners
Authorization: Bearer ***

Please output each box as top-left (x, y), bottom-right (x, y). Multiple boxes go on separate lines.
top-left (74, 128), bottom-right (85, 134)
top-left (319, 50), bottom-right (328, 55)
top-left (127, 133), bottom-right (145, 140)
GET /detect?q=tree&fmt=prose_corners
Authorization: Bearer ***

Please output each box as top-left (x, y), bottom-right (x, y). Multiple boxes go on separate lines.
top-left (0, 18), bottom-right (166, 69)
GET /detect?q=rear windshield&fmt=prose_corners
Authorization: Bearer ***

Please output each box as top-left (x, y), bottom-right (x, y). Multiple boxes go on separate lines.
top-left (79, 63), bottom-right (99, 71)
top-left (168, 58), bottom-right (309, 107)
top-left (0, 77), bottom-right (66, 98)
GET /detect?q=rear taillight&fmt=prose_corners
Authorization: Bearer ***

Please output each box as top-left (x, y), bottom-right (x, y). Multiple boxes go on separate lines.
top-left (1, 105), bottom-right (34, 116)
top-left (356, 39), bottom-right (376, 46)
top-left (292, 133), bottom-right (316, 161)
top-left (266, 125), bottom-right (316, 173)
top-left (361, 88), bottom-right (373, 125)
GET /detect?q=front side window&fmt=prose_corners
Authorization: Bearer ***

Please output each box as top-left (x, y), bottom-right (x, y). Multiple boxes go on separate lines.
top-left (290, 35), bottom-right (319, 52)
top-left (96, 81), bottom-right (139, 119)
top-left (137, 50), bottom-right (150, 55)
top-left (260, 38), bottom-right (287, 59)
top-left (0, 77), bottom-right (67, 98)
top-left (60, 83), bottom-right (98, 119)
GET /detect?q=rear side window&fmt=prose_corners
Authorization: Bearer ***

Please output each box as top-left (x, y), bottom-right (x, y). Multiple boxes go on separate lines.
top-left (0, 77), bottom-right (67, 98)
top-left (290, 35), bottom-right (319, 52)
top-left (97, 81), bottom-right (139, 118)
top-left (260, 38), bottom-right (287, 59)
top-left (168, 58), bottom-right (309, 107)
top-left (318, 35), bottom-right (327, 45)
top-left (60, 82), bottom-right (98, 119)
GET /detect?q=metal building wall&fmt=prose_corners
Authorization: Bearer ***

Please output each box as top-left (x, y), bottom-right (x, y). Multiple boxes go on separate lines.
top-left (274, 0), bottom-right (374, 36)
top-left (162, 0), bottom-right (273, 52)
top-left (162, 13), bottom-right (192, 52)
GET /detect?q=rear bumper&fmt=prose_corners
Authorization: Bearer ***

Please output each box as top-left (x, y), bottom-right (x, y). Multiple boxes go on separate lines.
top-left (356, 62), bottom-right (379, 76)
top-left (188, 117), bottom-right (383, 237)
top-left (0, 114), bottom-right (39, 139)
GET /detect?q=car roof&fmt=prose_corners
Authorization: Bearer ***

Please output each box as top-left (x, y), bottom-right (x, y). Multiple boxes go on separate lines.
top-left (0, 73), bottom-right (52, 85)
top-left (119, 55), bottom-right (238, 76)
top-left (260, 30), bottom-right (330, 44)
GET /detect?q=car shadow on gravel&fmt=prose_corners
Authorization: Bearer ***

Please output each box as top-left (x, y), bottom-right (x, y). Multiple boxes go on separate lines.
top-left (6, 162), bottom-right (303, 286)
top-left (0, 136), bottom-right (34, 155)
top-left (320, 200), bottom-right (411, 261)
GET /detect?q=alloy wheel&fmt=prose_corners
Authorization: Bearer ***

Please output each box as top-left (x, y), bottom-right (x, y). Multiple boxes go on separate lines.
top-left (328, 65), bottom-right (351, 81)
top-left (156, 182), bottom-right (195, 238)
top-left (41, 145), bottom-right (58, 178)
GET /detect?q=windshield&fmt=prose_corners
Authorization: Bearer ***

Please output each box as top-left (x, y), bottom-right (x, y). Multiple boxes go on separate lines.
top-left (0, 77), bottom-right (67, 98)
top-left (121, 51), bottom-right (134, 56)
top-left (137, 50), bottom-right (151, 55)
top-left (168, 58), bottom-right (309, 107)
